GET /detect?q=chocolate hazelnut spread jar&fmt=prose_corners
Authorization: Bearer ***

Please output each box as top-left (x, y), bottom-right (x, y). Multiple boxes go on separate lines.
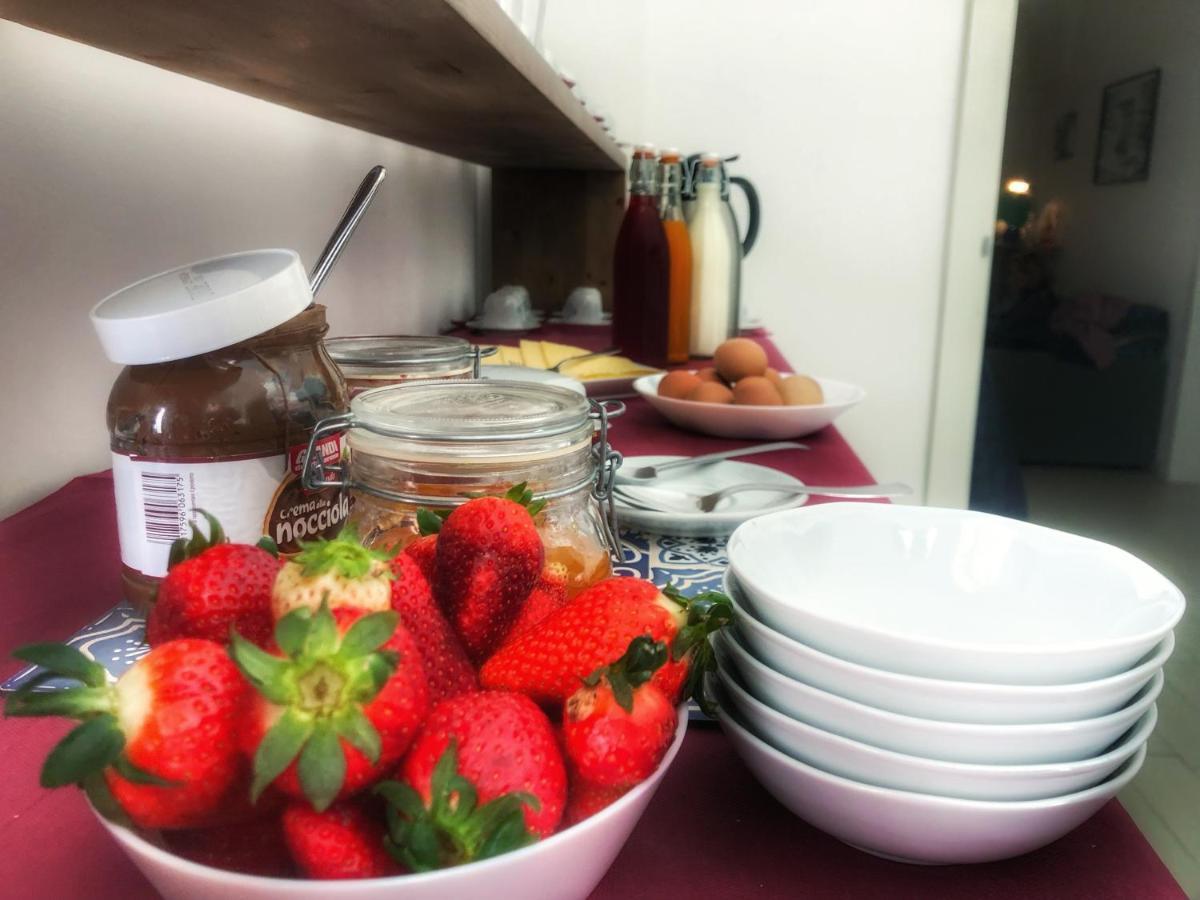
top-left (93, 250), bottom-right (350, 609)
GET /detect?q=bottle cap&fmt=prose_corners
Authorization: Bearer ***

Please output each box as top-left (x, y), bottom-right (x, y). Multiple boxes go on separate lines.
top-left (660, 147), bottom-right (682, 163)
top-left (91, 249), bottom-right (312, 365)
top-left (632, 143), bottom-right (658, 159)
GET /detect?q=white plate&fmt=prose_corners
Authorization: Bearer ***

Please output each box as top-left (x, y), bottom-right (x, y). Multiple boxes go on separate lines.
top-left (464, 317), bottom-right (543, 332)
top-left (718, 666), bottom-right (1155, 802)
top-left (713, 629), bottom-right (1163, 765)
top-left (480, 365), bottom-right (585, 396)
top-left (613, 457), bottom-right (807, 537)
top-left (728, 504), bottom-right (1186, 685)
top-left (547, 313), bottom-right (612, 326)
top-left (634, 373), bottom-right (864, 439)
top-left (725, 572), bottom-right (1172, 725)
top-left (717, 695), bottom-right (1147, 865)
top-left (97, 710), bottom-right (688, 900)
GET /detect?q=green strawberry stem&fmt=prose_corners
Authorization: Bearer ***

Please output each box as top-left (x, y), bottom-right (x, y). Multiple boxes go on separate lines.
top-left (229, 601), bottom-right (400, 812)
top-left (167, 508), bottom-right (226, 569)
top-left (376, 741), bottom-right (539, 871)
top-left (4, 643), bottom-right (171, 801)
top-left (582, 636), bottom-right (668, 713)
top-left (416, 509), bottom-right (444, 536)
top-left (293, 526), bottom-right (394, 579)
top-left (662, 585), bottom-right (734, 717)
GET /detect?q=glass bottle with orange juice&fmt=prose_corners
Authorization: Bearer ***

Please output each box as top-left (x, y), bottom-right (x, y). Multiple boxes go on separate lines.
top-left (658, 148), bottom-right (693, 364)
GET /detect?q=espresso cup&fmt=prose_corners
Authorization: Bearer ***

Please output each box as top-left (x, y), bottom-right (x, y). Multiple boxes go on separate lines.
top-left (481, 285), bottom-right (533, 325)
top-left (563, 286), bottom-right (604, 323)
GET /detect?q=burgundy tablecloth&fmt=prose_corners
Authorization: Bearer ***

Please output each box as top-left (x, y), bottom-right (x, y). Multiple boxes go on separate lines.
top-left (0, 329), bottom-right (1183, 899)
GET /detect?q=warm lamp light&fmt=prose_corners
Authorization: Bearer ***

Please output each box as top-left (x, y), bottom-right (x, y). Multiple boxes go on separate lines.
top-left (1005, 178), bottom-right (1031, 195)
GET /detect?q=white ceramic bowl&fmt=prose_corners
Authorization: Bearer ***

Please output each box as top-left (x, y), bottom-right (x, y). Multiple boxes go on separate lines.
top-left (96, 709), bottom-right (688, 900)
top-left (716, 693), bottom-right (1148, 865)
top-left (728, 504), bottom-right (1185, 685)
top-left (718, 665), bottom-right (1155, 801)
top-left (633, 373), bottom-right (864, 439)
top-left (726, 571), bottom-right (1173, 725)
top-left (713, 630), bottom-right (1162, 765)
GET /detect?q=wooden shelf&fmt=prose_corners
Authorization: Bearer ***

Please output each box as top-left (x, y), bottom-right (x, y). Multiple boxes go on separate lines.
top-left (2, 0), bottom-right (625, 171)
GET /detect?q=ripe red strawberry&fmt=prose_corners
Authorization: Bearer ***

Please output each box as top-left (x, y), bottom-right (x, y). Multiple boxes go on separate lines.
top-left (396, 691), bottom-right (566, 843)
top-left (431, 485), bottom-right (546, 663)
top-left (480, 578), bottom-right (732, 711)
top-left (271, 527), bottom-right (393, 620)
top-left (8, 638), bottom-right (247, 829)
top-left (282, 799), bottom-right (400, 879)
top-left (563, 779), bottom-right (628, 827)
top-left (403, 524), bottom-right (439, 586)
top-left (506, 561), bottom-right (569, 644)
top-left (163, 815), bottom-right (295, 877)
top-left (563, 637), bottom-right (677, 788)
top-left (146, 511), bottom-right (279, 648)
top-left (389, 552), bottom-right (477, 706)
top-left (233, 603), bottom-right (428, 812)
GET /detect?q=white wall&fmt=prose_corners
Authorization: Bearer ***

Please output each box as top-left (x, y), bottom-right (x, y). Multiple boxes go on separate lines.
top-left (0, 21), bottom-right (483, 517)
top-left (1001, 0), bottom-right (1200, 481)
top-left (545, 0), bottom-right (1003, 503)
top-left (544, 0), bottom-right (1003, 504)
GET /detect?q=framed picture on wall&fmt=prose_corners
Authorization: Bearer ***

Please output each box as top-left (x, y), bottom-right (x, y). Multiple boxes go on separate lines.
top-left (1093, 68), bottom-right (1161, 185)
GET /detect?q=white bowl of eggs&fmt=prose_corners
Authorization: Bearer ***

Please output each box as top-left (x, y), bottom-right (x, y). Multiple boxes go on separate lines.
top-left (634, 339), bottom-right (864, 439)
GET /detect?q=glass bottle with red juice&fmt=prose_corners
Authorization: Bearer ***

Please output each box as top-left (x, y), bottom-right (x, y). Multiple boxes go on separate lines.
top-left (612, 144), bottom-right (670, 368)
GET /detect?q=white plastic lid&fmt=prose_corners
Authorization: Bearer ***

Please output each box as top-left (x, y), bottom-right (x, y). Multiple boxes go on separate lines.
top-left (90, 249), bottom-right (312, 365)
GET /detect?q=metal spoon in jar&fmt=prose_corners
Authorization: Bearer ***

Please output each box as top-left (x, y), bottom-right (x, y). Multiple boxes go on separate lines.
top-left (309, 165), bottom-right (387, 296)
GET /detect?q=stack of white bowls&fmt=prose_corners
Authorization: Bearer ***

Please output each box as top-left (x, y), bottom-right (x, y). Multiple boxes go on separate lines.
top-left (717, 503), bottom-right (1184, 865)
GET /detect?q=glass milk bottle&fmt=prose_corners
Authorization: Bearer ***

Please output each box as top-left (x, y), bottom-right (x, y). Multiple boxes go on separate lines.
top-left (688, 153), bottom-right (739, 356)
top-left (657, 148), bottom-right (693, 364)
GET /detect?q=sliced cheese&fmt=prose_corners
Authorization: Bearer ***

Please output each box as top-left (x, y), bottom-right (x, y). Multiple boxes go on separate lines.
top-left (491, 344), bottom-right (523, 366)
top-left (519, 339), bottom-right (547, 369)
top-left (539, 340), bottom-right (589, 369)
top-left (559, 355), bottom-right (659, 381)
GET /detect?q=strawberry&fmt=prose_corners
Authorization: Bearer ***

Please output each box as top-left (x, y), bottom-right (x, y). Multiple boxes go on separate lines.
top-left (506, 562), bottom-right (569, 644)
top-left (232, 602), bottom-right (428, 812)
top-left (271, 527), bottom-right (393, 621)
top-left (429, 485), bottom-right (546, 663)
top-left (163, 815), bottom-right (295, 877)
top-left (7, 639), bottom-right (246, 829)
top-left (146, 510), bottom-right (279, 648)
top-left (404, 514), bottom-right (442, 586)
top-left (389, 552), bottom-right (477, 707)
top-left (563, 779), bottom-right (628, 827)
top-left (282, 799), bottom-right (400, 879)
top-left (393, 691), bottom-right (566, 843)
top-left (479, 578), bottom-right (732, 712)
top-left (563, 637), bottom-right (677, 788)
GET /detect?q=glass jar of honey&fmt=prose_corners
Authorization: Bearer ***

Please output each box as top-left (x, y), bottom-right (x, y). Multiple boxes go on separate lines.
top-left (325, 335), bottom-right (492, 397)
top-left (302, 380), bottom-right (623, 597)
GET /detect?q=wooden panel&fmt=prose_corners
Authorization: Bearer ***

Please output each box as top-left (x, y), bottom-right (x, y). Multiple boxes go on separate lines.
top-left (0, 0), bottom-right (623, 171)
top-left (491, 169), bottom-right (625, 312)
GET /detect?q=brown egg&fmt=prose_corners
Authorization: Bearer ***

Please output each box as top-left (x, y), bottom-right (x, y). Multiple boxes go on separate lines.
top-left (780, 374), bottom-right (825, 406)
top-left (658, 370), bottom-right (702, 399)
top-left (714, 338), bottom-right (768, 382)
top-left (686, 381), bottom-right (734, 404)
top-left (696, 366), bottom-right (723, 383)
top-left (763, 367), bottom-right (785, 390)
top-left (732, 375), bottom-right (783, 406)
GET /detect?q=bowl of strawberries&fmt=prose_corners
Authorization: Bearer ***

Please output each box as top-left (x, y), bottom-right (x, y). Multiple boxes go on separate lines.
top-left (9, 492), bottom-right (730, 900)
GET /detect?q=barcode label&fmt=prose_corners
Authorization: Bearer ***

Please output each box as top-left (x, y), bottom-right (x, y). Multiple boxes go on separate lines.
top-left (140, 472), bottom-right (186, 545)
